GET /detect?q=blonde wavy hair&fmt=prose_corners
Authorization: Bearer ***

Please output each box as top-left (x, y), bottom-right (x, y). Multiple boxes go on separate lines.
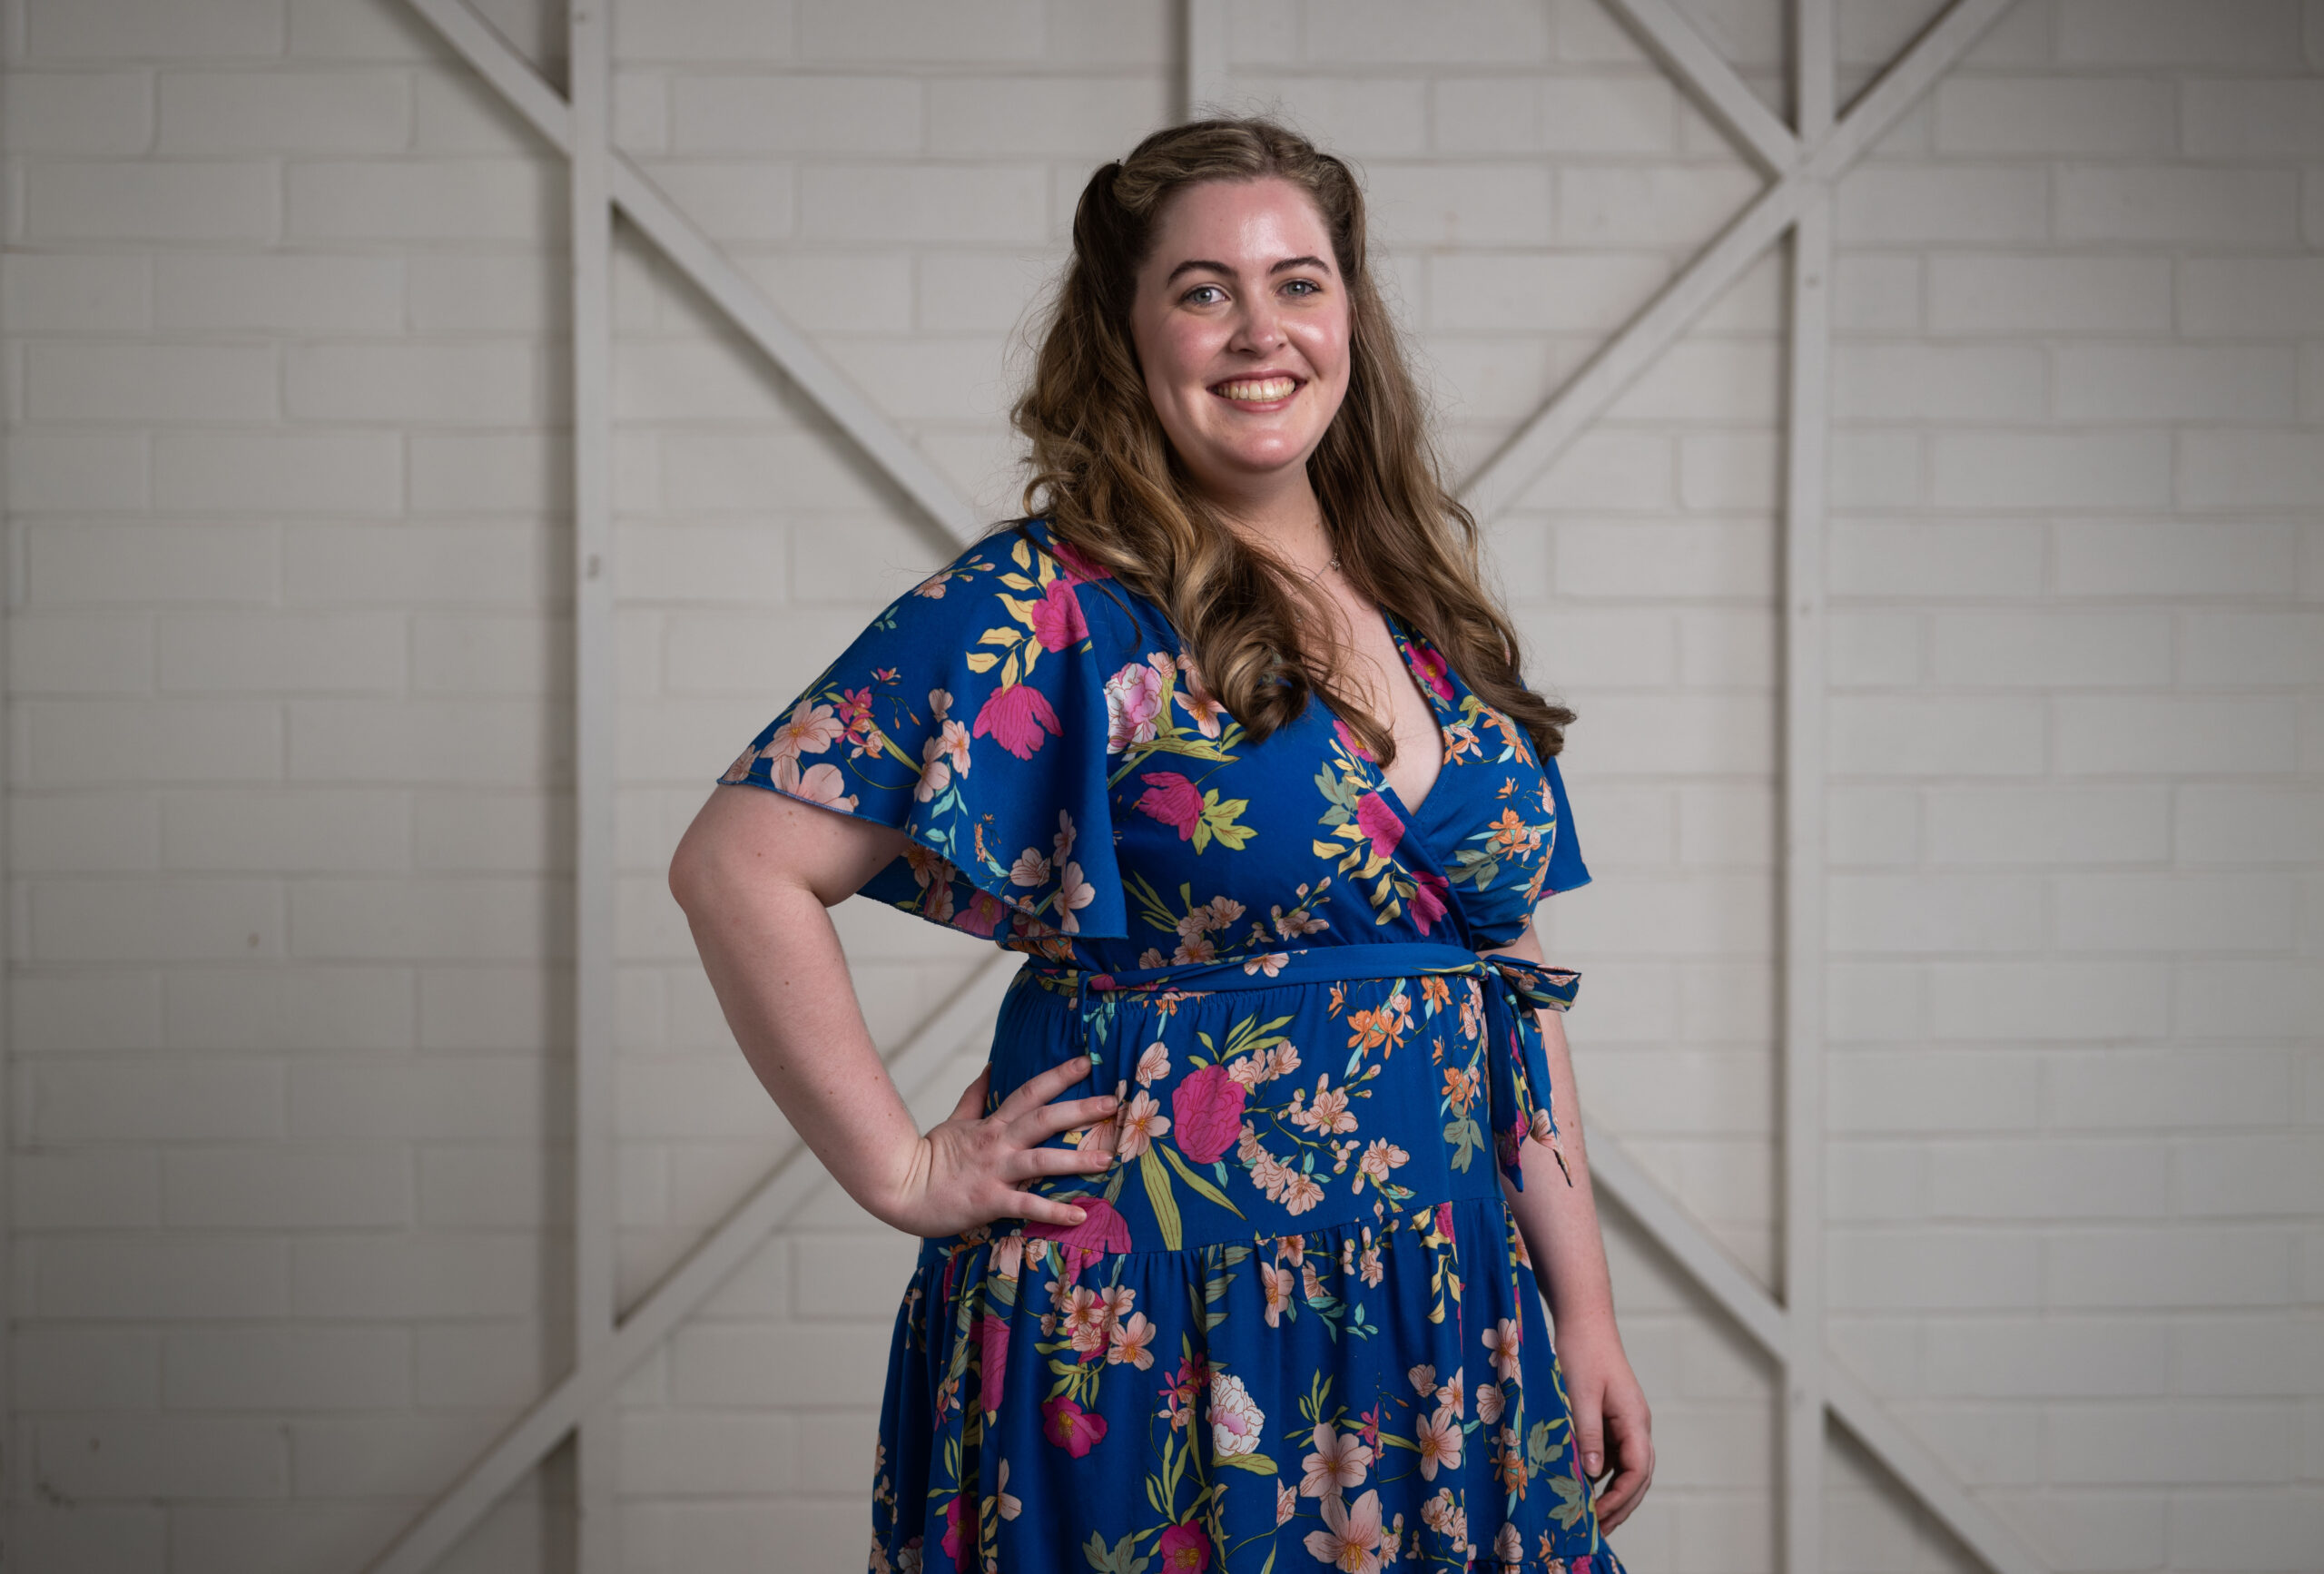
top-left (1010, 115), bottom-right (1572, 765)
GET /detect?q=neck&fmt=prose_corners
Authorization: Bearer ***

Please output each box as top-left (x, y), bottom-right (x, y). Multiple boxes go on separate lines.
top-left (1203, 471), bottom-right (1332, 574)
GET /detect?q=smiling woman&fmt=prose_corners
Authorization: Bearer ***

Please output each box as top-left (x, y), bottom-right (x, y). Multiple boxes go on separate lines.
top-left (670, 118), bottom-right (1649, 1574)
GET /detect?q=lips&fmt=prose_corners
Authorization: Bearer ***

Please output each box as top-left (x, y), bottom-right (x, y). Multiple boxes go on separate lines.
top-left (1216, 376), bottom-right (1298, 402)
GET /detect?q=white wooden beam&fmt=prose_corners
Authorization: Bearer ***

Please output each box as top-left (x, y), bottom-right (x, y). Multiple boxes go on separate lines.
top-left (567, 2), bottom-right (618, 1569)
top-left (358, 959), bottom-right (1017, 1574)
top-left (1185, 0), bottom-right (1230, 118)
top-left (399, 0), bottom-right (980, 549)
top-left (1599, 0), bottom-right (1801, 175)
top-left (1459, 0), bottom-right (2020, 526)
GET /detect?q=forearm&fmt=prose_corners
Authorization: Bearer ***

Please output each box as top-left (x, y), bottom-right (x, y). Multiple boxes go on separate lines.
top-left (1501, 1003), bottom-right (1620, 1335)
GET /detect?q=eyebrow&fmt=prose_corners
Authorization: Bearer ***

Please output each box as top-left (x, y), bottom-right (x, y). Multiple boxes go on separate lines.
top-left (1164, 254), bottom-right (1333, 285)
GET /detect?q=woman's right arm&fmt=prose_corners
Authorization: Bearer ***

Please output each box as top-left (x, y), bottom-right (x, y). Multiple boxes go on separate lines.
top-left (668, 782), bottom-right (1118, 1236)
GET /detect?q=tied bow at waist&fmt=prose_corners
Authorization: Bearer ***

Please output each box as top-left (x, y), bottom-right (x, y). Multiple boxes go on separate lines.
top-left (1027, 942), bottom-right (1581, 1191)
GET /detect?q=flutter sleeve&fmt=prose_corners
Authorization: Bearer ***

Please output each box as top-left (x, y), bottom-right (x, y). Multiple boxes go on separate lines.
top-left (1540, 754), bottom-right (1590, 895)
top-left (717, 523), bottom-right (1126, 944)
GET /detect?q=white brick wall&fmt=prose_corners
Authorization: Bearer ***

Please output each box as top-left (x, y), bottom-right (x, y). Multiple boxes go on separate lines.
top-left (1, 1), bottom-right (2318, 1572)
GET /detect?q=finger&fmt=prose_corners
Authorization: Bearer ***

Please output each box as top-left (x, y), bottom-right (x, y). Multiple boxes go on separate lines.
top-left (1597, 1459), bottom-right (1649, 1530)
top-left (1019, 1091), bottom-right (1128, 1144)
top-left (992, 1055), bottom-right (1096, 1119)
top-left (1572, 1393), bottom-right (1606, 1484)
top-left (1005, 1144), bottom-right (1118, 1182)
top-left (1005, 1190), bottom-right (1088, 1229)
top-left (948, 1065), bottom-right (991, 1124)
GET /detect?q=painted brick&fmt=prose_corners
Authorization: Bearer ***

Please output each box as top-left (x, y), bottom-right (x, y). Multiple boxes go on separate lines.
top-left (154, 251), bottom-right (403, 331)
top-left (796, 162), bottom-right (1043, 243)
top-left (157, 614), bottom-right (409, 695)
top-left (288, 1414), bottom-right (503, 1499)
top-left (34, 1416), bottom-right (289, 1500)
top-left (1613, 339), bottom-right (1781, 425)
top-left (13, 973), bottom-right (162, 1055)
top-left (15, 1147), bottom-right (162, 1229)
top-left (633, 160), bottom-right (801, 242)
top-left (4, 71), bottom-right (155, 154)
top-left (288, 699), bottom-right (555, 785)
top-left (8, 429), bottom-right (152, 512)
top-left (159, 68), bottom-right (410, 152)
top-left (25, 160), bottom-right (280, 241)
top-left (2050, 1402), bottom-right (2290, 1485)
top-left (2170, 1490), bottom-right (2324, 1570)
top-left (2055, 342), bottom-right (2299, 423)
top-left (619, 1412), bottom-right (798, 1496)
top-left (2180, 429), bottom-right (2324, 510)
top-left (1932, 431), bottom-right (2172, 511)
top-left (672, 74), bottom-right (921, 153)
top-left (1930, 960), bottom-right (2170, 1041)
top-left (2183, 78), bottom-right (2324, 157)
top-left (1835, 165), bottom-right (2048, 245)
top-left (1827, 611), bottom-right (1921, 688)
top-left (2176, 1136), bottom-right (2324, 1217)
top-left (12, 791), bottom-right (161, 871)
top-left (11, 614), bottom-right (157, 695)
top-left (1827, 1230), bottom-right (2039, 1310)
top-left (35, 1236), bottom-right (286, 1319)
top-left (33, 880), bottom-right (281, 962)
top-left (289, 878), bottom-right (563, 961)
top-left (162, 1146), bottom-right (410, 1229)
top-left (2058, 0), bottom-right (2308, 65)
top-left (286, 341), bottom-right (537, 423)
top-left (2056, 520), bottom-right (2300, 598)
top-left (1824, 786), bottom-right (1918, 866)
top-left (2058, 166), bottom-right (2301, 247)
top-left (1829, 696), bottom-right (2045, 778)
top-left (797, 0), bottom-right (1042, 60)
top-left (1557, 165), bottom-right (1758, 247)
top-left (288, 159), bottom-right (556, 241)
top-left (1930, 1140), bottom-right (2169, 1220)
top-left (27, 342), bottom-right (276, 422)
top-left (409, 431), bottom-right (569, 514)
top-left (2051, 1229), bottom-right (2297, 1311)
top-left (1934, 77), bottom-right (2171, 154)
top-left (162, 965), bottom-right (416, 1052)
top-left (1296, 0), bottom-right (1551, 61)
top-left (284, 523), bottom-right (554, 606)
top-left (406, 252), bottom-right (556, 333)
top-left (1556, 516), bottom-right (1771, 597)
top-left (14, 1328), bottom-right (162, 1410)
top-left (1925, 1318), bottom-right (2170, 1399)
top-left (1829, 521), bottom-right (2044, 598)
top-left (2176, 786), bottom-right (2324, 866)
top-left (926, 74), bottom-right (1172, 157)
top-left (1930, 611), bottom-right (2171, 689)
top-left (159, 789), bottom-right (409, 873)
top-left (1925, 786), bottom-right (2171, 868)
top-left (27, 0), bottom-right (283, 59)
top-left (25, 699), bottom-right (282, 785)
top-left (1435, 74), bottom-right (1674, 154)
top-left (164, 1326), bottom-right (409, 1410)
top-left (2049, 1047), bottom-right (2295, 1131)
top-left (2177, 959), bottom-right (2321, 1038)
top-left (3, 252), bottom-right (153, 334)
top-left (291, 1233), bottom-right (541, 1317)
top-left (1831, 343), bottom-right (2044, 422)
top-left (2178, 257), bottom-right (2324, 339)
top-left (290, 1058), bottom-right (551, 1141)
top-left (1928, 255), bottom-right (2172, 336)
top-left (1831, 254), bottom-right (1919, 333)
top-left (154, 431), bottom-right (402, 516)
top-left (418, 1146), bottom-right (550, 1229)
top-left (1828, 874), bottom-right (2043, 954)
top-left (2056, 696), bottom-right (2298, 776)
top-left (1827, 429), bottom-right (1925, 509)
top-left (615, 0), bottom-right (798, 59)
top-left (2181, 611), bottom-right (2324, 688)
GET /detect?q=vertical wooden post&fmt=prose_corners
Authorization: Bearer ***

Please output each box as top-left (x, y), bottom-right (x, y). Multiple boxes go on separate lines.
top-left (568, 0), bottom-right (618, 1568)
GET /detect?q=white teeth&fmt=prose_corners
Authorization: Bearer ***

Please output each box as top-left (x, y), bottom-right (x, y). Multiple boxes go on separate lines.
top-left (1219, 377), bottom-right (1296, 402)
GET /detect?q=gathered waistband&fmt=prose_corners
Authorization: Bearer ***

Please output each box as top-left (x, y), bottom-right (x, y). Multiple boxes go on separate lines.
top-left (1026, 940), bottom-right (1579, 1009)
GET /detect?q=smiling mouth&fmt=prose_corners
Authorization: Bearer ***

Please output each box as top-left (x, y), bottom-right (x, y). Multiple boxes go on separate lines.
top-left (1212, 376), bottom-right (1301, 403)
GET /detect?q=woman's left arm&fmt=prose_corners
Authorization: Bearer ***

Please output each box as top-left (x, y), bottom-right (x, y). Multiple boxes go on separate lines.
top-left (1488, 921), bottom-right (1656, 1531)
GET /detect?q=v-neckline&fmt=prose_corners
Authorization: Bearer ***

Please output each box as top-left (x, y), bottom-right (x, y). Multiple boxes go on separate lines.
top-left (1364, 607), bottom-right (1452, 826)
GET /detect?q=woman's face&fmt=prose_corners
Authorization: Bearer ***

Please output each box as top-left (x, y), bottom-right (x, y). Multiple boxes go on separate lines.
top-left (1128, 176), bottom-right (1352, 510)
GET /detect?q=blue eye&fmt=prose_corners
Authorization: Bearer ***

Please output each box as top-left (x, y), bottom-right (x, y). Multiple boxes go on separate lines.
top-left (1183, 284), bottom-right (1226, 306)
top-left (1284, 279), bottom-right (1320, 296)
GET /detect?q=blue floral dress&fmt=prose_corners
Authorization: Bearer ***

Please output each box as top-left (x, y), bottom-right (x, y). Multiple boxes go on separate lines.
top-left (722, 521), bottom-right (1625, 1574)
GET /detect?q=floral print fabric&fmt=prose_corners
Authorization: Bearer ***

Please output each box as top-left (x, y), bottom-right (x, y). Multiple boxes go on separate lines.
top-left (723, 522), bottom-right (1620, 1574)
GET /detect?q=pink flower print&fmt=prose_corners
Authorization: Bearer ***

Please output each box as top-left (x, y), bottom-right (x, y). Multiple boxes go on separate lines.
top-left (1170, 1063), bottom-right (1247, 1164)
top-left (1040, 1394), bottom-right (1107, 1458)
top-left (971, 681), bottom-right (1062, 761)
top-left (1103, 660), bottom-right (1167, 753)
top-left (1107, 1311), bottom-right (1156, 1370)
top-left (1134, 772), bottom-right (1204, 841)
top-left (1282, 1171), bottom-right (1324, 1215)
top-left (771, 757), bottom-right (860, 812)
top-left (1053, 861), bottom-right (1095, 933)
top-left (765, 699), bottom-right (844, 763)
top-left (1135, 1043), bottom-right (1170, 1087)
top-left (941, 1495), bottom-right (965, 1562)
top-left (1414, 1407), bottom-right (1462, 1481)
top-left (1207, 1371), bottom-right (1265, 1457)
top-left (1354, 792), bottom-right (1404, 862)
top-left (1303, 1487), bottom-right (1384, 1573)
top-left (1051, 808), bottom-right (1078, 863)
top-left (1477, 1381), bottom-right (1504, 1425)
top-left (953, 890), bottom-right (1005, 939)
top-left (719, 743), bottom-right (758, 783)
top-left (1334, 717), bottom-right (1377, 762)
top-left (1157, 1521), bottom-right (1211, 1572)
top-left (1409, 868), bottom-right (1450, 935)
top-left (1301, 1421), bottom-right (1374, 1500)
top-left (1048, 538), bottom-right (1111, 585)
top-left (1260, 1262), bottom-right (1294, 1326)
top-left (1177, 680), bottom-right (1228, 739)
top-left (1029, 577), bottom-right (1088, 653)
top-left (1434, 1202), bottom-right (1456, 1241)
top-left (1025, 1194), bottom-right (1131, 1284)
top-left (921, 876), bottom-right (955, 926)
top-left (1009, 848), bottom-right (1050, 887)
top-left (1114, 1091), bottom-right (1171, 1159)
top-left (912, 740), bottom-right (952, 804)
top-left (1412, 644), bottom-right (1454, 703)
top-left (1482, 1316), bottom-right (1522, 1382)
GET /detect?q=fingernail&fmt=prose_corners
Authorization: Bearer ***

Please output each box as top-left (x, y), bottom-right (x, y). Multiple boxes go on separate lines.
top-left (1069, 1207), bottom-right (1088, 1224)
top-left (1585, 1452), bottom-right (1602, 1474)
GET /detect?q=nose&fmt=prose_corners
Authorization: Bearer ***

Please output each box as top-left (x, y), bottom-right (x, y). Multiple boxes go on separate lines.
top-left (1227, 294), bottom-right (1285, 356)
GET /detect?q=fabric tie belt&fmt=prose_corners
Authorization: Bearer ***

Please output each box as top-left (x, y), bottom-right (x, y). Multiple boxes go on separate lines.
top-left (1027, 941), bottom-right (1581, 1191)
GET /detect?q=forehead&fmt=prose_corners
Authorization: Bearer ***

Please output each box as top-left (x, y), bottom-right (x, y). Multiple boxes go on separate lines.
top-left (1146, 177), bottom-right (1335, 271)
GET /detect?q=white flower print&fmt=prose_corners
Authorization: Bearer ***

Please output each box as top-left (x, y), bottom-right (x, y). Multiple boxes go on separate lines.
top-left (1135, 1043), bottom-right (1170, 1087)
top-left (1208, 1372), bottom-right (1265, 1458)
top-left (1103, 660), bottom-right (1166, 753)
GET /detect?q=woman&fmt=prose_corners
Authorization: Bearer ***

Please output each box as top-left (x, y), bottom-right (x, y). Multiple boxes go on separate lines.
top-left (671, 118), bottom-right (1651, 1574)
